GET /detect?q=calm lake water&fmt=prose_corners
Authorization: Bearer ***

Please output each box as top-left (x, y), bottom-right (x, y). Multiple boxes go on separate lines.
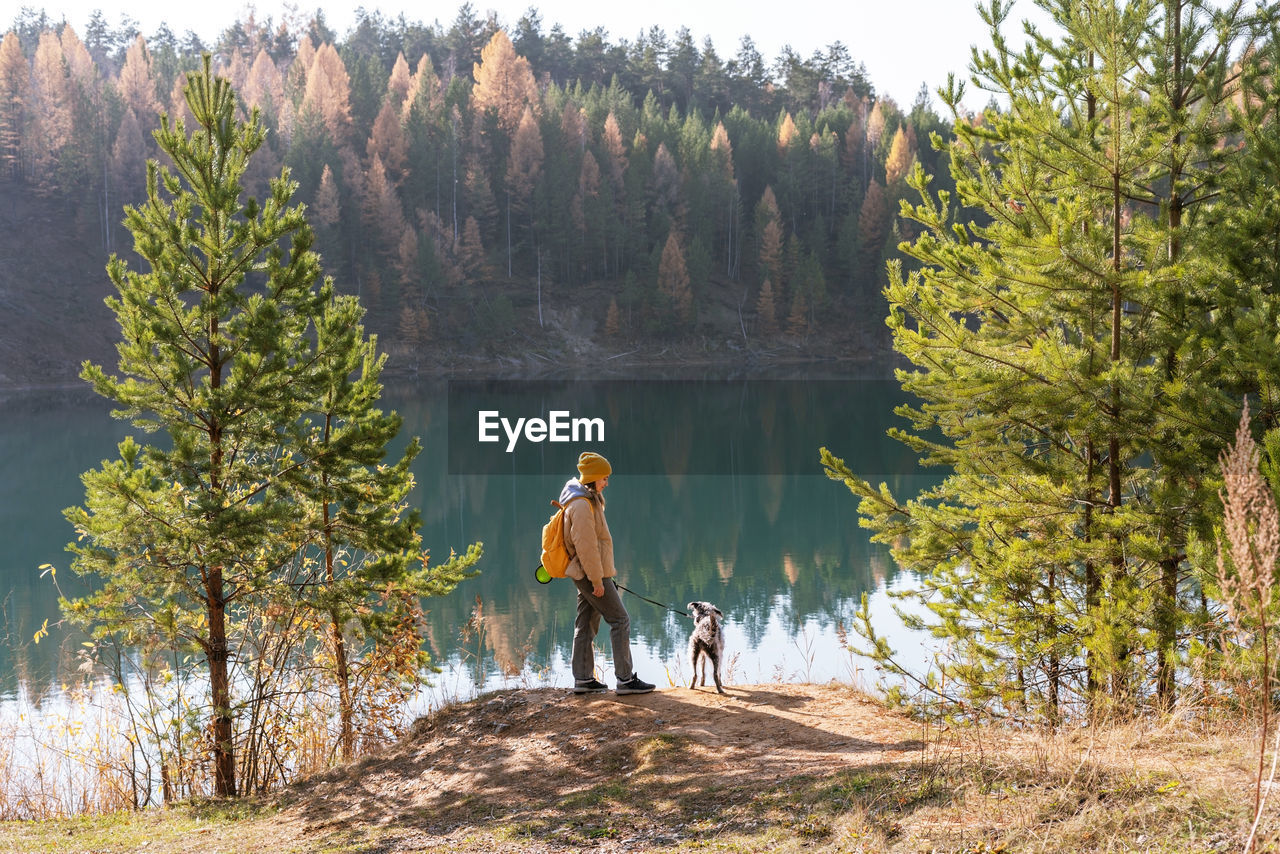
top-left (0, 374), bottom-right (937, 707)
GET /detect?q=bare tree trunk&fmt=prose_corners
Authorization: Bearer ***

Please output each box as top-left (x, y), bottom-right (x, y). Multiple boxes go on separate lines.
top-left (1156, 2), bottom-right (1186, 711)
top-left (323, 466), bottom-right (355, 762)
top-left (1085, 439), bottom-right (1100, 704)
top-left (1048, 563), bottom-right (1060, 724)
top-left (207, 327), bottom-right (236, 797)
top-left (207, 567), bottom-right (236, 797)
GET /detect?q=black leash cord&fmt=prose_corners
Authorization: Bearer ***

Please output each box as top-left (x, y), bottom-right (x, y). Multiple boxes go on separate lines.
top-left (615, 582), bottom-right (689, 617)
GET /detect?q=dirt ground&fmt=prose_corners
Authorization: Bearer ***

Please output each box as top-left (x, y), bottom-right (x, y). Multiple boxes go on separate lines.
top-left (7, 681), bottom-right (1264, 853)
top-left (268, 682), bottom-right (925, 851)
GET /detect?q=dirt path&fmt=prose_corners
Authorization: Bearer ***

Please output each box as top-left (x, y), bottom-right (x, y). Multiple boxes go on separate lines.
top-left (265, 683), bottom-right (924, 851)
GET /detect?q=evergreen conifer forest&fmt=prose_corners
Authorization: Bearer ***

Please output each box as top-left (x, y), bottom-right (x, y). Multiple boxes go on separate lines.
top-left (0, 5), bottom-right (942, 366)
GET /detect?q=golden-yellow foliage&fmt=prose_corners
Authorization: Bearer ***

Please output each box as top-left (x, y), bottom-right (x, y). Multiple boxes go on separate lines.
top-left (777, 112), bottom-right (798, 153)
top-left (471, 30), bottom-right (538, 134)
top-left (884, 125), bottom-right (916, 185)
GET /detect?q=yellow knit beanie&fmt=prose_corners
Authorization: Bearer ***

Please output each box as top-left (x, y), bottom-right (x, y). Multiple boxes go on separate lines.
top-left (577, 451), bottom-right (612, 483)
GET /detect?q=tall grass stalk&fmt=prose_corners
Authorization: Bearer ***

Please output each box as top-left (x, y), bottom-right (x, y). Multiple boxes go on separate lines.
top-left (1215, 401), bottom-right (1280, 853)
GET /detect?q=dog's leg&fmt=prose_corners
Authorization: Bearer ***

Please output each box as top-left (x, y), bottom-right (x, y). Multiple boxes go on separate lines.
top-left (689, 644), bottom-right (698, 690)
top-left (695, 643), bottom-right (708, 687)
top-left (711, 648), bottom-right (725, 694)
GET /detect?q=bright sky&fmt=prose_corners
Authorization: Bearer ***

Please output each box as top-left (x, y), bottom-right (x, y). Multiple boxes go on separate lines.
top-left (24, 0), bottom-right (1233, 108)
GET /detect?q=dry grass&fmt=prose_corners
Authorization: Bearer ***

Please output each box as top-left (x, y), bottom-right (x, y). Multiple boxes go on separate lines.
top-left (1, 683), bottom-right (1275, 853)
top-left (0, 684), bottom-right (139, 820)
top-left (888, 710), bottom-right (1253, 853)
top-left (266, 685), bottom-right (1276, 852)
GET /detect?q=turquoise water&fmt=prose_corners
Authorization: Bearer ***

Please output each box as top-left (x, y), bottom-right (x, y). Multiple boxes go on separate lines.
top-left (0, 376), bottom-right (937, 702)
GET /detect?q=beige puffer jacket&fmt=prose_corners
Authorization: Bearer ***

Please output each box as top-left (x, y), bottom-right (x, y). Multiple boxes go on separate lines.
top-left (563, 488), bottom-right (615, 586)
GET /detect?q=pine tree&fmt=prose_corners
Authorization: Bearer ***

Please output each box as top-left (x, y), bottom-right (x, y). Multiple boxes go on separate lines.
top-left (289, 293), bottom-right (477, 761)
top-left (64, 57), bottom-right (321, 797)
top-left (463, 111), bottom-right (499, 244)
top-left (61, 57), bottom-right (481, 797)
top-left (823, 0), bottom-right (1280, 720)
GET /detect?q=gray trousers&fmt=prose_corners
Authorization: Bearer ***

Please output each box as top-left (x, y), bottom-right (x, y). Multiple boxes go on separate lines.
top-left (570, 577), bottom-right (634, 683)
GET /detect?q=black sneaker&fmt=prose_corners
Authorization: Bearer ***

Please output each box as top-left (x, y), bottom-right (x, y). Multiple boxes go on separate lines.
top-left (615, 675), bottom-right (655, 695)
top-left (573, 679), bottom-right (608, 694)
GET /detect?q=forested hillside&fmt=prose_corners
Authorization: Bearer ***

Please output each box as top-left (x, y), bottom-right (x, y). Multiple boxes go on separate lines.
top-left (0, 5), bottom-right (957, 385)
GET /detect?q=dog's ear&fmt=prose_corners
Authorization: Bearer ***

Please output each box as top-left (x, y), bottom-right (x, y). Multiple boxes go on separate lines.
top-left (713, 607), bottom-right (724, 619)
top-left (687, 602), bottom-right (697, 615)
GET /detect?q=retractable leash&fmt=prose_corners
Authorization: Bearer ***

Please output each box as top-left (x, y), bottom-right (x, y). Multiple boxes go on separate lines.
top-left (535, 564), bottom-right (689, 616)
top-left (615, 582), bottom-right (689, 618)
top-left (532, 563), bottom-right (691, 617)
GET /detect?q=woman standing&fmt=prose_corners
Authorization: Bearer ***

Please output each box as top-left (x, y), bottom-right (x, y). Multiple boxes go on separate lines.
top-left (561, 451), bottom-right (655, 695)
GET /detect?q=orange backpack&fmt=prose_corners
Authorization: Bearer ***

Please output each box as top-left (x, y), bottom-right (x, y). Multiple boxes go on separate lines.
top-left (538, 495), bottom-right (591, 580)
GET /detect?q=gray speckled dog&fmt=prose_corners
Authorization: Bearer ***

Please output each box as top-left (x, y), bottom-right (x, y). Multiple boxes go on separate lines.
top-left (686, 601), bottom-right (726, 694)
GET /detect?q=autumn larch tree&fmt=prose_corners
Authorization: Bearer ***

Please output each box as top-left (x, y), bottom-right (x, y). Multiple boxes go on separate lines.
top-left (27, 31), bottom-right (72, 193)
top-left (117, 36), bottom-right (161, 145)
top-left (657, 229), bottom-right (694, 326)
top-left (0, 32), bottom-right (27, 179)
top-left (471, 30), bottom-right (539, 135)
top-left (505, 104), bottom-right (544, 277)
top-left (755, 185), bottom-right (784, 293)
top-left (883, 125), bottom-right (915, 186)
top-left (756, 277), bottom-right (778, 335)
